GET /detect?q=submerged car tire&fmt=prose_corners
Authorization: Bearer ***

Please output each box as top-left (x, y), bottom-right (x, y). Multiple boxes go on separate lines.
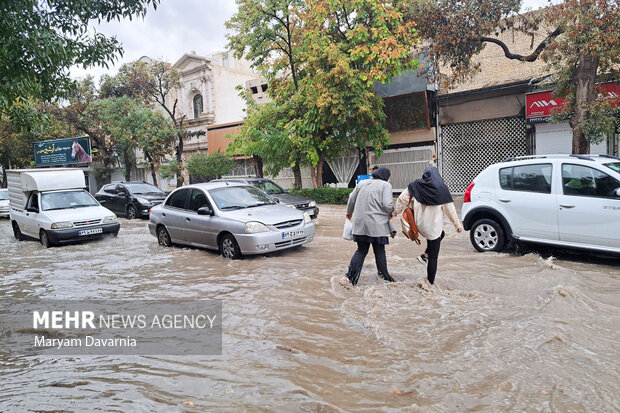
top-left (12, 222), bottom-right (23, 241)
top-left (39, 229), bottom-right (52, 248)
top-left (220, 233), bottom-right (241, 260)
top-left (470, 219), bottom-right (505, 252)
top-left (157, 226), bottom-right (172, 247)
top-left (127, 204), bottom-right (137, 220)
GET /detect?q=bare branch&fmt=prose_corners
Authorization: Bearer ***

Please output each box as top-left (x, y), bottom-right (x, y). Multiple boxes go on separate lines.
top-left (480, 27), bottom-right (562, 62)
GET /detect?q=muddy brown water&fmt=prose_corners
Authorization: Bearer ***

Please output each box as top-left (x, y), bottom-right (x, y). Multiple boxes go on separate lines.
top-left (0, 203), bottom-right (619, 412)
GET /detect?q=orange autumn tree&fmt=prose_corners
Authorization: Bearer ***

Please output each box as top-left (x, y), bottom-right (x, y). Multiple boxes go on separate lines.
top-left (408, 0), bottom-right (620, 154)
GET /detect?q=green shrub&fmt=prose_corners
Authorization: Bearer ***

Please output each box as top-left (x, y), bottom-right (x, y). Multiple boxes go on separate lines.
top-left (186, 151), bottom-right (234, 183)
top-left (290, 187), bottom-right (353, 204)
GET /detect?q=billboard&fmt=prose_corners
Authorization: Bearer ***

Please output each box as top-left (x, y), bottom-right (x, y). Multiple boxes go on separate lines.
top-left (526, 82), bottom-right (620, 124)
top-left (34, 137), bottom-right (92, 166)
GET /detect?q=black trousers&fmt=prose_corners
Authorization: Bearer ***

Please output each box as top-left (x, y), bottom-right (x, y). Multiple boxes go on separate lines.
top-left (346, 241), bottom-right (391, 285)
top-left (425, 231), bottom-right (445, 284)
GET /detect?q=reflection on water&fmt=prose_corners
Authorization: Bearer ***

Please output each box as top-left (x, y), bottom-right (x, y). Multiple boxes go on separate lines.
top-left (0, 206), bottom-right (619, 411)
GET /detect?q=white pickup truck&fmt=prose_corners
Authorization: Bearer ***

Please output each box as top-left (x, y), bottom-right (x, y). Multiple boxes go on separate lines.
top-left (8, 168), bottom-right (120, 247)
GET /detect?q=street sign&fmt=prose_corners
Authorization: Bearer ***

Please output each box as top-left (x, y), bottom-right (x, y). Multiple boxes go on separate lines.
top-left (34, 137), bottom-right (92, 166)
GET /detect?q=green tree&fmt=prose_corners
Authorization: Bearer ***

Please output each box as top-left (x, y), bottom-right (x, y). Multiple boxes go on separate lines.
top-left (408, 0), bottom-right (620, 153)
top-left (0, 0), bottom-right (160, 114)
top-left (227, 0), bottom-right (419, 188)
top-left (100, 60), bottom-right (188, 187)
top-left (87, 97), bottom-right (176, 183)
top-left (186, 151), bottom-right (235, 182)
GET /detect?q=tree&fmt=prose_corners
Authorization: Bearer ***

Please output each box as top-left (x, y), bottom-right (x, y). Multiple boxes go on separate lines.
top-left (0, 0), bottom-right (159, 114)
top-left (408, 0), bottom-right (620, 154)
top-left (87, 97), bottom-right (176, 183)
top-left (100, 60), bottom-right (188, 187)
top-left (227, 0), bottom-right (420, 188)
top-left (186, 152), bottom-right (235, 182)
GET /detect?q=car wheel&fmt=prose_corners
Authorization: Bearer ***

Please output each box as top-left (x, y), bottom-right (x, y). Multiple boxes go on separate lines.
top-left (12, 222), bottom-right (23, 241)
top-left (157, 226), bottom-right (172, 247)
top-left (220, 233), bottom-right (241, 259)
top-left (40, 230), bottom-right (52, 248)
top-left (127, 204), bottom-right (137, 220)
top-left (470, 219), bottom-right (505, 252)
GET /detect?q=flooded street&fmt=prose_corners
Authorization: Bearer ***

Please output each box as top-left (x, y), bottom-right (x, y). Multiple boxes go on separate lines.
top-left (1, 203), bottom-right (619, 412)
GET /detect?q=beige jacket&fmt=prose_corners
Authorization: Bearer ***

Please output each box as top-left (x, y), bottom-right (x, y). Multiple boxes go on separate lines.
top-left (393, 189), bottom-right (462, 240)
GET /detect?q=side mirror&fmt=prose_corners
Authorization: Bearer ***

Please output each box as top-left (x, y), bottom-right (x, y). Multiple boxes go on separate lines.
top-left (197, 206), bottom-right (213, 216)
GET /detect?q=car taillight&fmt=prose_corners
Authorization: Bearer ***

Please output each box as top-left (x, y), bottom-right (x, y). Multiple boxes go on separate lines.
top-left (464, 181), bottom-right (475, 203)
top-left (149, 207), bottom-right (153, 213)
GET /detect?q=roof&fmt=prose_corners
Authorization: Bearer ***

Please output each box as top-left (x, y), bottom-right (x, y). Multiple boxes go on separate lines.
top-left (178, 181), bottom-right (248, 191)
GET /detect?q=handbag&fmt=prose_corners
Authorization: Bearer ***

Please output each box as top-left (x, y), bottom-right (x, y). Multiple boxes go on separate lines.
top-left (343, 218), bottom-right (353, 241)
top-left (400, 198), bottom-right (421, 244)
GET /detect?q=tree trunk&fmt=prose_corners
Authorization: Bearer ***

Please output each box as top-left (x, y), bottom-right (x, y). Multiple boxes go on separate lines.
top-left (1, 160), bottom-right (8, 188)
top-left (123, 148), bottom-right (132, 182)
top-left (176, 132), bottom-right (184, 187)
top-left (144, 152), bottom-right (158, 187)
top-left (570, 52), bottom-right (599, 154)
top-left (252, 155), bottom-right (263, 177)
top-left (310, 156), bottom-right (325, 189)
top-left (292, 162), bottom-right (302, 189)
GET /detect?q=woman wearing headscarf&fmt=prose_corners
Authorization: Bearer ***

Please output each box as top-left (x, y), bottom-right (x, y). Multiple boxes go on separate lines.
top-left (393, 166), bottom-right (463, 285)
top-left (341, 167), bottom-right (395, 287)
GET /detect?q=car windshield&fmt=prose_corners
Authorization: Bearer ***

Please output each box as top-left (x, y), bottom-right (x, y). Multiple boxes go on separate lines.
top-left (252, 180), bottom-right (285, 194)
top-left (0, 190), bottom-right (8, 200)
top-left (125, 183), bottom-right (164, 195)
top-left (41, 190), bottom-right (99, 211)
top-left (603, 162), bottom-right (620, 174)
top-left (209, 186), bottom-right (276, 210)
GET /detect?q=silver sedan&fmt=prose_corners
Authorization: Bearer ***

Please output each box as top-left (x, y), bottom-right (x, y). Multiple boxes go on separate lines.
top-left (148, 182), bottom-right (315, 259)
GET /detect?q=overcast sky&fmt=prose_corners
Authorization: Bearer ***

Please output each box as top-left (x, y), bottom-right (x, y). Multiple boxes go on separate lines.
top-left (71, 0), bottom-right (552, 83)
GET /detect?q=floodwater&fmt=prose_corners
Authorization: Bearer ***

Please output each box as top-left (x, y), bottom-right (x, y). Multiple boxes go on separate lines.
top-left (0, 203), bottom-right (619, 412)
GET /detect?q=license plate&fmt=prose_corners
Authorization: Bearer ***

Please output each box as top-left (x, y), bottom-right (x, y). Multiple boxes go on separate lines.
top-left (78, 228), bottom-right (103, 236)
top-left (282, 230), bottom-right (304, 239)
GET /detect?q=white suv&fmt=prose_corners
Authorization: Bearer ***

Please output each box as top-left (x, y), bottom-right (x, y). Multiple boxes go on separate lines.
top-left (461, 154), bottom-right (620, 254)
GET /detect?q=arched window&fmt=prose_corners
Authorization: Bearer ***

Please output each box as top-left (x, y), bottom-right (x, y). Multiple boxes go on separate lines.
top-left (193, 94), bottom-right (203, 119)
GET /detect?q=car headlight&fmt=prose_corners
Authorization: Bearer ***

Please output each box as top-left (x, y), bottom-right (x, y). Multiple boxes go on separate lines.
top-left (51, 221), bottom-right (73, 229)
top-left (285, 203), bottom-right (296, 208)
top-left (245, 221), bottom-right (270, 233)
top-left (103, 215), bottom-right (118, 224)
top-left (308, 201), bottom-right (316, 207)
top-left (136, 197), bottom-right (151, 205)
top-left (303, 212), bottom-right (311, 223)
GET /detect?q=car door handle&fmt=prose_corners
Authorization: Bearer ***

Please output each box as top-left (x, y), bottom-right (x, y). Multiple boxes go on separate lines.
top-left (559, 205), bottom-right (575, 209)
top-left (186, 217), bottom-right (191, 222)
top-left (498, 199), bottom-right (511, 203)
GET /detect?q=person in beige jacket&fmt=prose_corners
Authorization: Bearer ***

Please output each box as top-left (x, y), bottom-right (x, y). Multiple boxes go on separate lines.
top-left (393, 166), bottom-right (463, 285)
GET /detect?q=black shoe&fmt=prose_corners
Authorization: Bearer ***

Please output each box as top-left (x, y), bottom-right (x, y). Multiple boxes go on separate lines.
top-left (378, 272), bottom-right (395, 283)
top-left (417, 254), bottom-right (428, 267)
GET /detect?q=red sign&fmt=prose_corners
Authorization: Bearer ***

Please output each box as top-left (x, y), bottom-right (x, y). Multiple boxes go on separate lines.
top-left (526, 82), bottom-right (620, 122)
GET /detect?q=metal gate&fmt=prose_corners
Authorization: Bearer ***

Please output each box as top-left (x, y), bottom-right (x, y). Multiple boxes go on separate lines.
top-left (440, 117), bottom-right (527, 193)
top-left (369, 146), bottom-right (434, 193)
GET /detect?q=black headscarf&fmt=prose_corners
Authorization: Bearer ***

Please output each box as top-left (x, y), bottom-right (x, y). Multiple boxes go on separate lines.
top-left (371, 167), bottom-right (390, 181)
top-left (408, 166), bottom-right (453, 206)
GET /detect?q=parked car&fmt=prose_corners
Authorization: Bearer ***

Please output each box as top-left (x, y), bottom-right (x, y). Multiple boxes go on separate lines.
top-left (148, 182), bottom-right (315, 259)
top-left (95, 181), bottom-right (166, 219)
top-left (8, 168), bottom-right (119, 247)
top-left (212, 178), bottom-right (319, 219)
top-left (462, 154), bottom-right (620, 254)
top-left (0, 188), bottom-right (9, 218)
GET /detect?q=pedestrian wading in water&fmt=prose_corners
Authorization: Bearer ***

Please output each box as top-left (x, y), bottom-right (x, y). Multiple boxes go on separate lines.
top-left (393, 166), bottom-right (463, 285)
top-left (341, 167), bottom-right (395, 287)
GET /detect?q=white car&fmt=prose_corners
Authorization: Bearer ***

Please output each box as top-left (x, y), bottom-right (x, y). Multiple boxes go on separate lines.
top-left (0, 188), bottom-right (9, 218)
top-left (462, 154), bottom-right (620, 254)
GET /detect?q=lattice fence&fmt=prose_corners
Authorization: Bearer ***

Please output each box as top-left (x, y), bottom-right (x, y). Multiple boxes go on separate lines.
top-left (440, 117), bottom-right (527, 193)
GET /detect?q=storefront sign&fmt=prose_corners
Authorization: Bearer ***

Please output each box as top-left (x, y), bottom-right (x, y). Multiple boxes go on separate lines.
top-left (34, 137), bottom-right (92, 166)
top-left (526, 82), bottom-right (620, 124)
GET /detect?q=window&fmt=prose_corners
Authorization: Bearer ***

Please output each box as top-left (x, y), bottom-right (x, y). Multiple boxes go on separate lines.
top-left (27, 193), bottom-right (39, 212)
top-left (250, 86), bottom-right (258, 94)
top-left (499, 163), bottom-right (552, 193)
top-left (252, 180), bottom-right (284, 194)
top-left (193, 94), bottom-right (203, 119)
top-left (261, 84), bottom-right (268, 92)
top-left (187, 189), bottom-right (210, 212)
top-left (209, 186), bottom-right (276, 210)
top-left (562, 164), bottom-right (620, 198)
top-left (383, 92), bottom-right (429, 132)
top-left (166, 188), bottom-right (190, 209)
